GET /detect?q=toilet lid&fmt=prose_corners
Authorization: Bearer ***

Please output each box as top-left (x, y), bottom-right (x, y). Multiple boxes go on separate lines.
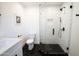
top-left (26, 39), bottom-right (34, 44)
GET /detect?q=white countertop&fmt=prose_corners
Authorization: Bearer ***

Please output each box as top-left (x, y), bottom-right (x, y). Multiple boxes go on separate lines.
top-left (0, 38), bottom-right (22, 55)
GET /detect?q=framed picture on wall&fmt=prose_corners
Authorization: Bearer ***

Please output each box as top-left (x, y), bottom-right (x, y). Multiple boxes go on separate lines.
top-left (16, 16), bottom-right (21, 23)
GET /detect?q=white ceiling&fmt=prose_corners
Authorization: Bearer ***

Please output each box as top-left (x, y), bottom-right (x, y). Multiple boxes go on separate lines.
top-left (20, 2), bottom-right (63, 7)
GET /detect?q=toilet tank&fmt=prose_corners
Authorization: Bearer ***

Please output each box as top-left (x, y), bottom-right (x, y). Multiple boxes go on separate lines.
top-left (28, 34), bottom-right (35, 39)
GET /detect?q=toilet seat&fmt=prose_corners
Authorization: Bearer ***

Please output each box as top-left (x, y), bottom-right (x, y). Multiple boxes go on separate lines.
top-left (26, 39), bottom-right (34, 44)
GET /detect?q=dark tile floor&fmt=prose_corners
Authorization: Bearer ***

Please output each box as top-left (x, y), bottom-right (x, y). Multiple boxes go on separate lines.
top-left (23, 44), bottom-right (68, 56)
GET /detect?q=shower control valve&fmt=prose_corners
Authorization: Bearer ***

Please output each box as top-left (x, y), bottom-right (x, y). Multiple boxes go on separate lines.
top-left (61, 27), bottom-right (65, 31)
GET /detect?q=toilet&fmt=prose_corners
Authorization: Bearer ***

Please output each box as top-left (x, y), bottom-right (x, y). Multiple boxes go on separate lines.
top-left (26, 34), bottom-right (35, 50)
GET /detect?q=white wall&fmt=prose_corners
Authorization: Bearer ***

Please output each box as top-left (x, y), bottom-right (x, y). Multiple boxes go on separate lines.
top-left (69, 3), bottom-right (79, 56)
top-left (59, 2), bottom-right (72, 53)
top-left (39, 5), bottom-right (60, 44)
top-left (0, 2), bottom-right (24, 17)
top-left (0, 2), bottom-right (61, 44)
top-left (0, 2), bottom-right (40, 44)
top-left (21, 5), bottom-right (40, 44)
top-left (0, 2), bottom-right (24, 37)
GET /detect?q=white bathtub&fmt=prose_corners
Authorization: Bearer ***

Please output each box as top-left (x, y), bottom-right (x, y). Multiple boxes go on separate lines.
top-left (0, 38), bottom-right (23, 56)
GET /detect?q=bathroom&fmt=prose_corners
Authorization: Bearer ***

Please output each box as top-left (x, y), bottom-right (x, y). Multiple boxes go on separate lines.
top-left (0, 2), bottom-right (79, 56)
